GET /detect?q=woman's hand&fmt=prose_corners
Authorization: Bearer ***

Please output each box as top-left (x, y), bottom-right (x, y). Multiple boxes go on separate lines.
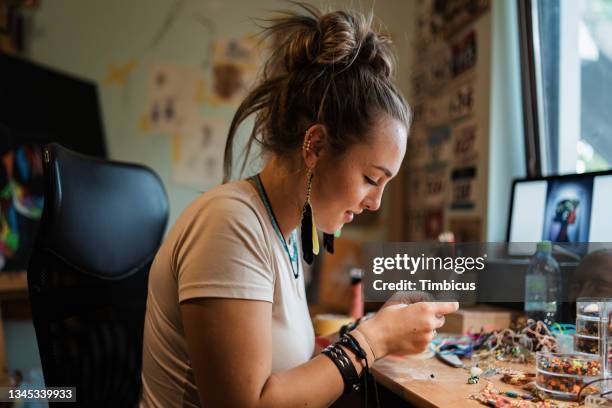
top-left (357, 300), bottom-right (459, 358)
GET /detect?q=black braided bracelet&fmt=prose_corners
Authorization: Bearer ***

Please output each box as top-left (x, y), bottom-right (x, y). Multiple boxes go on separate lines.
top-left (322, 344), bottom-right (361, 393)
top-left (339, 318), bottom-right (361, 337)
top-left (338, 332), bottom-right (368, 361)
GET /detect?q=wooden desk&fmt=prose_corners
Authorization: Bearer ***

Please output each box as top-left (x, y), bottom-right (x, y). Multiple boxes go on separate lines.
top-left (0, 271), bottom-right (29, 386)
top-left (372, 353), bottom-right (569, 408)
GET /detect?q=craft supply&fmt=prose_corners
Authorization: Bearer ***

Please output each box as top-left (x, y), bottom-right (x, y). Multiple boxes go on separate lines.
top-left (500, 371), bottom-right (537, 386)
top-left (575, 334), bottom-right (600, 355)
top-left (469, 381), bottom-right (566, 407)
top-left (536, 371), bottom-right (599, 398)
top-left (536, 353), bottom-right (601, 376)
top-left (436, 351), bottom-right (464, 368)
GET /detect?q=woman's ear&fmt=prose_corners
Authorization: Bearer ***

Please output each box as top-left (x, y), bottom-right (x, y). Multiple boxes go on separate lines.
top-left (302, 124), bottom-right (327, 168)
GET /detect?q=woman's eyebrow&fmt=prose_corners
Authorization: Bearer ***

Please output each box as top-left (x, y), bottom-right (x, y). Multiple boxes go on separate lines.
top-left (372, 164), bottom-right (392, 178)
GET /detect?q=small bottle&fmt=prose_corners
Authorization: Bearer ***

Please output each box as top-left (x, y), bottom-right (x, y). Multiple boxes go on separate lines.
top-left (349, 267), bottom-right (363, 319)
top-left (524, 241), bottom-right (561, 326)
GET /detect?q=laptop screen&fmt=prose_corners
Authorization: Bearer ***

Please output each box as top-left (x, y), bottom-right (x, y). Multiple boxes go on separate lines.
top-left (507, 172), bottom-right (612, 246)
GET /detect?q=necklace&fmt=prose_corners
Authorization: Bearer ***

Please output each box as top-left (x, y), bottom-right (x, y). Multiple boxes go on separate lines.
top-left (251, 174), bottom-right (300, 279)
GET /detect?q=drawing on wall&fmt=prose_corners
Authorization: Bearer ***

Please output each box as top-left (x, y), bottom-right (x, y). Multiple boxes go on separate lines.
top-left (452, 30), bottom-right (477, 77)
top-left (146, 63), bottom-right (203, 134)
top-left (452, 121), bottom-right (479, 165)
top-left (210, 36), bottom-right (259, 105)
top-left (104, 60), bottom-right (138, 87)
top-left (450, 166), bottom-right (477, 210)
top-left (172, 116), bottom-right (227, 190)
top-left (449, 81), bottom-right (475, 120)
top-left (426, 125), bottom-right (452, 167)
top-left (0, 144), bottom-right (44, 271)
top-left (424, 208), bottom-right (444, 240)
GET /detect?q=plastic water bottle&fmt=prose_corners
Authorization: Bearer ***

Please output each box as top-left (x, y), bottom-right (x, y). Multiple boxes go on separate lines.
top-left (524, 241), bottom-right (561, 326)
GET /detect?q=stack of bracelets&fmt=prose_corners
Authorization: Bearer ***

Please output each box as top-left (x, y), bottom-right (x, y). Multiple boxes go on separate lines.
top-left (321, 319), bottom-right (380, 408)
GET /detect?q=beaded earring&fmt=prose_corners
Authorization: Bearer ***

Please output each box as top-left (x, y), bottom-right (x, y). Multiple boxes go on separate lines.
top-left (301, 132), bottom-right (341, 261)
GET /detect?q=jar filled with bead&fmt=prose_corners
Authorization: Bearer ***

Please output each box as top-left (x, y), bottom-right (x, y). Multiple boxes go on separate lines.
top-left (536, 352), bottom-right (601, 399)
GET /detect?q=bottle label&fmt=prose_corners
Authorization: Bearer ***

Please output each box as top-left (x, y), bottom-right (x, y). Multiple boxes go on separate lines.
top-left (525, 275), bottom-right (546, 311)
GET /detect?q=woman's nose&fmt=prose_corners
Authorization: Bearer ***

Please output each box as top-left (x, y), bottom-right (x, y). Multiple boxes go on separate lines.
top-left (363, 188), bottom-right (383, 212)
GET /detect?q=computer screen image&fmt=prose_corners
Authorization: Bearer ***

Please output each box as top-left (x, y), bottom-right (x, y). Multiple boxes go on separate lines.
top-left (507, 171), bottom-right (612, 244)
top-left (0, 53), bottom-right (107, 271)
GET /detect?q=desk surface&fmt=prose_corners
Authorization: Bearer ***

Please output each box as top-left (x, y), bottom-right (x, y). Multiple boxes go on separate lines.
top-left (0, 270), bottom-right (28, 297)
top-left (372, 353), bottom-right (570, 408)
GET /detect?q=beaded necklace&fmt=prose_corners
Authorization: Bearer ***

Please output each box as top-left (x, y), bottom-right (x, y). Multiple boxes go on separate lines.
top-left (251, 174), bottom-right (300, 279)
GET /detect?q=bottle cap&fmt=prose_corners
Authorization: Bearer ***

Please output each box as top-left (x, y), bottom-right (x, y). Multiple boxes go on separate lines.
top-left (537, 241), bottom-right (552, 252)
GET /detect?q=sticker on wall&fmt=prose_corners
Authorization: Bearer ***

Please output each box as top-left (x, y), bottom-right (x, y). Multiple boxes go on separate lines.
top-left (103, 60), bottom-right (138, 87)
top-left (452, 121), bottom-right (479, 164)
top-left (450, 166), bottom-right (477, 210)
top-left (449, 81), bottom-right (474, 120)
top-left (426, 125), bottom-right (452, 170)
top-left (452, 30), bottom-right (477, 77)
top-left (146, 63), bottom-right (203, 135)
top-left (209, 36), bottom-right (259, 106)
top-left (172, 116), bottom-right (227, 190)
top-left (449, 217), bottom-right (482, 243)
top-left (425, 167), bottom-right (449, 207)
top-left (424, 208), bottom-right (444, 240)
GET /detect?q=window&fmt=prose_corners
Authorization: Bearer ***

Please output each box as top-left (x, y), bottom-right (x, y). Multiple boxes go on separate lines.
top-left (520, 0), bottom-right (612, 176)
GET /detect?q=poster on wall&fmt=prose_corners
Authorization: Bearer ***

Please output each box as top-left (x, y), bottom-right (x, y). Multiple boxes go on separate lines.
top-left (452, 30), bottom-right (477, 77)
top-left (429, 0), bottom-right (489, 37)
top-left (425, 167), bottom-right (449, 207)
top-left (426, 125), bottom-right (452, 167)
top-left (210, 36), bottom-right (259, 106)
top-left (452, 121), bottom-right (479, 164)
top-left (172, 117), bottom-right (227, 190)
top-left (450, 165), bottom-right (477, 210)
top-left (146, 63), bottom-right (203, 135)
top-left (424, 208), bottom-right (444, 240)
top-left (449, 81), bottom-right (475, 120)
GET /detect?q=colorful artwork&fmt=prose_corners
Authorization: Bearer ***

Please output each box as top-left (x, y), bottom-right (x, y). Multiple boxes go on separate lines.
top-left (0, 144), bottom-right (44, 270)
top-left (543, 179), bottom-right (593, 243)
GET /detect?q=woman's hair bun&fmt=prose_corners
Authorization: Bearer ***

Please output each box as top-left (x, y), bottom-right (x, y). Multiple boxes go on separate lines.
top-left (263, 3), bottom-right (395, 78)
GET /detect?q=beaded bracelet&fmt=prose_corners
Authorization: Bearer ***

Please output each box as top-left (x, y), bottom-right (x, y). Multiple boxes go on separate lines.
top-left (322, 344), bottom-right (361, 393)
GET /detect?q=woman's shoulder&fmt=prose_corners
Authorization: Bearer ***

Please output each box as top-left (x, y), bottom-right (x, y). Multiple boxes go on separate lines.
top-left (173, 179), bottom-right (265, 236)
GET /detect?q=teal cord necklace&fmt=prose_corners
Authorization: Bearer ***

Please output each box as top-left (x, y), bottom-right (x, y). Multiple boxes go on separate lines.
top-left (251, 174), bottom-right (300, 279)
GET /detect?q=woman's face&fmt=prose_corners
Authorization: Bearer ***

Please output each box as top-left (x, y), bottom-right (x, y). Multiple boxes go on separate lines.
top-left (311, 115), bottom-right (407, 233)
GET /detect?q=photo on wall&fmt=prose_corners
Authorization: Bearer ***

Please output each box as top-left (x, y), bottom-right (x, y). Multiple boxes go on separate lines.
top-left (542, 178), bottom-right (593, 243)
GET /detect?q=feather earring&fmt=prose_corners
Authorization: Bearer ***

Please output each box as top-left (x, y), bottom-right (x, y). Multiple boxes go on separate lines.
top-left (301, 168), bottom-right (316, 264)
top-left (323, 233), bottom-right (334, 254)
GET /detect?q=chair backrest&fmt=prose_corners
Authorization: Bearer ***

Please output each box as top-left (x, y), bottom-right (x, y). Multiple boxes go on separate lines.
top-left (27, 143), bottom-right (168, 407)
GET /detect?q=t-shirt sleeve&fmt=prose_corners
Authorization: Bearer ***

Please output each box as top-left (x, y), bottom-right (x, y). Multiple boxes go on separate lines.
top-left (175, 196), bottom-right (274, 304)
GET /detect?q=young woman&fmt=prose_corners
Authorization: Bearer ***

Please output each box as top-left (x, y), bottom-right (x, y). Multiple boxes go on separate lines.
top-left (139, 4), bottom-right (458, 407)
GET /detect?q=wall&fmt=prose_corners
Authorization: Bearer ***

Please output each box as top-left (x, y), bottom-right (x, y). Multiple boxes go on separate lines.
top-left (25, 0), bottom-right (415, 238)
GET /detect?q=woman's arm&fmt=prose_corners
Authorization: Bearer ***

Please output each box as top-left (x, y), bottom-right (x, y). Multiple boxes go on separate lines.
top-left (181, 297), bottom-right (349, 408)
top-left (181, 297), bottom-right (458, 408)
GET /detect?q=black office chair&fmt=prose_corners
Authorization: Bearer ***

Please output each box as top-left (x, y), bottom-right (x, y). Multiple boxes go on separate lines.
top-left (27, 143), bottom-right (168, 407)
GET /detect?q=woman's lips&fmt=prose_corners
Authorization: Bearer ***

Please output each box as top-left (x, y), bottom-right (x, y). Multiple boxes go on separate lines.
top-left (344, 211), bottom-right (354, 222)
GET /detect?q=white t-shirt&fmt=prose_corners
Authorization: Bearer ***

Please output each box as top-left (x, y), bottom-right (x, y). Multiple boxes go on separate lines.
top-left (139, 179), bottom-right (315, 408)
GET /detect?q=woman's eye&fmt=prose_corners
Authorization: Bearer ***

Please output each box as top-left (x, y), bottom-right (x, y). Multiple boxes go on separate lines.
top-left (364, 176), bottom-right (378, 186)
